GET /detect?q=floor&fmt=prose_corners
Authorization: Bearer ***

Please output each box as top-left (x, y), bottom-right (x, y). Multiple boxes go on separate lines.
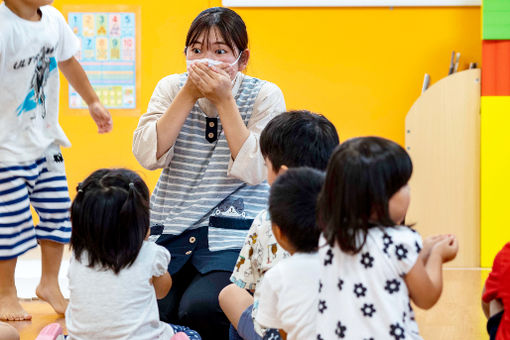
top-left (6, 269), bottom-right (490, 340)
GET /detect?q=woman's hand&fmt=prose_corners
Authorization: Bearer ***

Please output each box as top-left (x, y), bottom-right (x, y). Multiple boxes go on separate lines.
top-left (181, 74), bottom-right (204, 102)
top-left (188, 62), bottom-right (233, 105)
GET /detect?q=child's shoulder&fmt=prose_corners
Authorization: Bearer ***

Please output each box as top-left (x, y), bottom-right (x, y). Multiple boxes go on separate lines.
top-left (39, 5), bottom-right (68, 24)
top-left (374, 225), bottom-right (421, 241)
top-left (493, 242), bottom-right (510, 268)
top-left (247, 208), bottom-right (270, 231)
top-left (366, 226), bottom-right (422, 262)
top-left (139, 241), bottom-right (170, 272)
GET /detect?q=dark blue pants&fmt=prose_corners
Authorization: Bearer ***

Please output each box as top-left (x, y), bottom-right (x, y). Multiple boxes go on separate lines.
top-left (158, 261), bottom-right (231, 340)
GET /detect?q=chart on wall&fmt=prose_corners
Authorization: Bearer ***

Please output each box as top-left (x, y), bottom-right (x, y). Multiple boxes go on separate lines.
top-left (68, 12), bottom-right (136, 109)
top-left (222, 0), bottom-right (480, 6)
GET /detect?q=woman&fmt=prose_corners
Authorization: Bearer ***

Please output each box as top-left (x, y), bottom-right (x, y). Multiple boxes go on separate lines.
top-left (133, 7), bottom-right (285, 340)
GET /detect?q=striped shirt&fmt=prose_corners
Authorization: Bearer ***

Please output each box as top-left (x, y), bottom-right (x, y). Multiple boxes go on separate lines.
top-left (133, 72), bottom-right (286, 251)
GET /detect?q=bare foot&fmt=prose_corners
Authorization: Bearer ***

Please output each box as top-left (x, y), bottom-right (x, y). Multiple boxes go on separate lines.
top-left (0, 294), bottom-right (32, 321)
top-left (36, 284), bottom-right (68, 315)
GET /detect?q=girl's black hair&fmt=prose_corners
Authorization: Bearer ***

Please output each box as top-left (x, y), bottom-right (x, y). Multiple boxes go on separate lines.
top-left (70, 168), bottom-right (150, 274)
top-left (185, 7), bottom-right (248, 58)
top-left (317, 137), bottom-right (413, 254)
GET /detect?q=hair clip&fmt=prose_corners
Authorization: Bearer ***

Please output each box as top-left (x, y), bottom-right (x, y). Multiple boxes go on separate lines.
top-left (77, 182), bottom-right (83, 193)
top-left (129, 182), bottom-right (135, 190)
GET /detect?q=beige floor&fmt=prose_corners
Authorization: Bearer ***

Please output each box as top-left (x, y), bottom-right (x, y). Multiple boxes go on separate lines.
top-left (7, 269), bottom-right (490, 340)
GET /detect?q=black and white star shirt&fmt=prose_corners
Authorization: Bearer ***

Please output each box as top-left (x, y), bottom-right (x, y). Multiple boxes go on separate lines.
top-left (316, 226), bottom-right (423, 340)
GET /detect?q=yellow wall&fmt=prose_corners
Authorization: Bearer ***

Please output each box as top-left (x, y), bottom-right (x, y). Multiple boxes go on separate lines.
top-left (481, 96), bottom-right (510, 267)
top-left (50, 0), bottom-right (481, 203)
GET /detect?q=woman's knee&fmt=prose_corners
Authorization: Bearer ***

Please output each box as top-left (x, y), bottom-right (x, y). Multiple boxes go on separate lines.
top-left (178, 290), bottom-right (218, 322)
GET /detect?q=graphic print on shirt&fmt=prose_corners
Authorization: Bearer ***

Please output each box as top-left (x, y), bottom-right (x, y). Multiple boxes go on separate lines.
top-left (15, 46), bottom-right (57, 119)
top-left (214, 198), bottom-right (246, 218)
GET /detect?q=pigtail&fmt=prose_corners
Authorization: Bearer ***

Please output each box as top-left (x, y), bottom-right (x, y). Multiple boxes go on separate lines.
top-left (116, 182), bottom-right (150, 272)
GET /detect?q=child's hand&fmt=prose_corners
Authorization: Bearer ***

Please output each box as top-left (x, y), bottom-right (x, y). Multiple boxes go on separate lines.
top-left (188, 62), bottom-right (232, 105)
top-left (433, 234), bottom-right (458, 263)
top-left (420, 234), bottom-right (448, 263)
top-left (88, 101), bottom-right (113, 133)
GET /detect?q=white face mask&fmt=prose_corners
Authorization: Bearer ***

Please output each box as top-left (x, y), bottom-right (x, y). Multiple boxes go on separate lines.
top-left (186, 51), bottom-right (243, 70)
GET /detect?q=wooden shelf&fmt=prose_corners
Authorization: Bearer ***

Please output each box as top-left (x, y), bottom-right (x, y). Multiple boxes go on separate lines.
top-left (405, 69), bottom-right (481, 267)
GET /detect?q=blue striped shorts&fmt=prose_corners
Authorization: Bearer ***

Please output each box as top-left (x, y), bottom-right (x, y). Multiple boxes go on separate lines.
top-left (0, 145), bottom-right (71, 260)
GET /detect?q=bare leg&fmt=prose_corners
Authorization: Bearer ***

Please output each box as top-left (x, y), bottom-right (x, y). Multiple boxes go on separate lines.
top-left (0, 259), bottom-right (31, 321)
top-left (0, 321), bottom-right (20, 340)
top-left (35, 240), bottom-right (67, 315)
top-left (218, 283), bottom-right (254, 329)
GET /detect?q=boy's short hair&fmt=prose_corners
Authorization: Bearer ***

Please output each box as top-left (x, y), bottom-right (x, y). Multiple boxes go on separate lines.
top-left (268, 167), bottom-right (325, 253)
top-left (260, 110), bottom-right (339, 172)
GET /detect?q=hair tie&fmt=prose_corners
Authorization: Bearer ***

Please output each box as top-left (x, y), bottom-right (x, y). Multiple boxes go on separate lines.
top-left (77, 183), bottom-right (83, 193)
top-left (129, 182), bottom-right (135, 190)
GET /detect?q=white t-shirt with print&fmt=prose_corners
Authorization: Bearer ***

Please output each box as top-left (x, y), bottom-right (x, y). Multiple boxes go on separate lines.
top-left (0, 3), bottom-right (79, 163)
top-left (66, 241), bottom-right (174, 340)
top-left (316, 226), bottom-right (423, 340)
top-left (256, 252), bottom-right (320, 340)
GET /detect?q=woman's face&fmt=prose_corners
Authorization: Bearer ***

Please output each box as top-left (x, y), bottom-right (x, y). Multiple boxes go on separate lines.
top-left (186, 26), bottom-right (247, 80)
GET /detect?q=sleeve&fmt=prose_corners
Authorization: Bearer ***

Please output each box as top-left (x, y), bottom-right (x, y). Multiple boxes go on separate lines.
top-left (230, 212), bottom-right (265, 291)
top-left (0, 36), bottom-right (4, 80)
top-left (227, 82), bottom-right (286, 185)
top-left (390, 227), bottom-right (423, 276)
top-left (132, 75), bottom-right (180, 170)
top-left (151, 244), bottom-right (171, 277)
top-left (51, 7), bottom-right (80, 61)
top-left (254, 268), bottom-right (283, 330)
top-left (483, 243), bottom-right (510, 303)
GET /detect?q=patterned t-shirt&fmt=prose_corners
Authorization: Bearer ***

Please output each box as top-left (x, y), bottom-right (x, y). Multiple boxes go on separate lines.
top-left (316, 226), bottom-right (423, 340)
top-left (230, 208), bottom-right (290, 335)
top-left (230, 209), bottom-right (290, 292)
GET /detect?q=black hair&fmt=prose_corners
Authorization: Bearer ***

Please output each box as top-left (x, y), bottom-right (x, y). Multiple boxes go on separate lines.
top-left (317, 137), bottom-right (413, 254)
top-left (70, 168), bottom-right (150, 274)
top-left (260, 110), bottom-right (340, 172)
top-left (269, 167), bottom-right (325, 253)
top-left (185, 7), bottom-right (247, 59)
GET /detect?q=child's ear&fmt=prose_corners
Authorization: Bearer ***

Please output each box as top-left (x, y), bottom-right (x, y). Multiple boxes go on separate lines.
top-left (272, 223), bottom-right (282, 242)
top-left (277, 165), bottom-right (288, 176)
top-left (271, 223), bottom-right (293, 253)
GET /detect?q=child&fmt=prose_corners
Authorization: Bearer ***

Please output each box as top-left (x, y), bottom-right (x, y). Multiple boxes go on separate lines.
top-left (315, 136), bottom-right (458, 339)
top-left (66, 168), bottom-right (200, 340)
top-left (0, 322), bottom-right (19, 340)
top-left (0, 0), bottom-right (112, 320)
top-left (133, 7), bottom-right (285, 339)
top-left (482, 242), bottom-right (509, 340)
top-left (219, 110), bottom-right (339, 339)
top-left (255, 167), bottom-right (325, 340)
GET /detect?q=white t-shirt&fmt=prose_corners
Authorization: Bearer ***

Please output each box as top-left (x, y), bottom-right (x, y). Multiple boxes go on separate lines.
top-left (256, 252), bottom-right (319, 340)
top-left (316, 227), bottom-right (423, 340)
top-left (0, 3), bottom-right (79, 163)
top-left (66, 241), bottom-right (174, 340)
